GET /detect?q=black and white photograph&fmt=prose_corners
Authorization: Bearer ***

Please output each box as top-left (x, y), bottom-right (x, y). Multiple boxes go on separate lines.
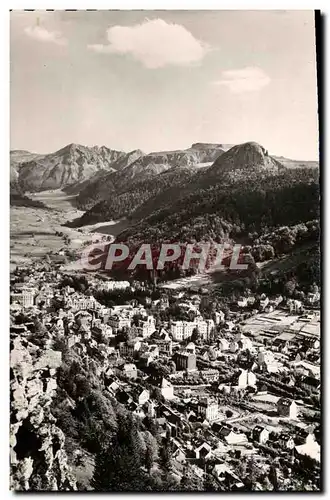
top-left (9, 9), bottom-right (321, 492)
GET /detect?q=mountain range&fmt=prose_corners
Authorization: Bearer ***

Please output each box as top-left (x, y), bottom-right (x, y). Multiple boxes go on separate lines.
top-left (62, 141), bottom-right (317, 231)
top-left (10, 144), bottom-right (130, 192)
top-left (114, 142), bottom-right (319, 245)
top-left (11, 141), bottom-right (319, 241)
top-left (11, 142), bottom-right (228, 195)
top-left (72, 143), bottom-right (226, 211)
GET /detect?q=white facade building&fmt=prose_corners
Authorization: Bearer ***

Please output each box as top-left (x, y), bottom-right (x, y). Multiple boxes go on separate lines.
top-left (11, 287), bottom-right (37, 308)
top-left (102, 281), bottom-right (130, 291)
top-left (237, 369), bottom-right (257, 389)
top-left (108, 315), bottom-right (131, 331)
top-left (170, 318), bottom-right (215, 341)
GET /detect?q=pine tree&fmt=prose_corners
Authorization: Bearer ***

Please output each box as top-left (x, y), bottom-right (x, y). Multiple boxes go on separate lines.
top-left (159, 437), bottom-right (172, 472)
top-left (204, 473), bottom-right (219, 491)
top-left (143, 431), bottom-right (158, 472)
top-left (91, 414), bottom-right (151, 492)
top-left (269, 464), bottom-right (279, 491)
top-left (180, 466), bottom-right (204, 491)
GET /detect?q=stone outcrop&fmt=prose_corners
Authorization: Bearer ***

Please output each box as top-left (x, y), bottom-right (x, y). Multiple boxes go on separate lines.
top-left (10, 337), bottom-right (77, 491)
top-left (15, 143), bottom-right (126, 192)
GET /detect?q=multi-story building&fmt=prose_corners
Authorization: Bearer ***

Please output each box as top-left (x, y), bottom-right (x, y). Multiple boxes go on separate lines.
top-left (170, 318), bottom-right (214, 341)
top-left (200, 369), bottom-right (219, 382)
top-left (259, 294), bottom-right (269, 311)
top-left (119, 339), bottom-right (142, 358)
top-left (152, 295), bottom-right (170, 311)
top-left (218, 338), bottom-right (230, 352)
top-left (186, 342), bottom-right (196, 354)
top-left (170, 321), bottom-right (194, 341)
top-left (102, 281), bottom-right (130, 291)
top-left (35, 288), bottom-right (53, 308)
top-left (234, 331), bottom-right (253, 351)
top-left (277, 398), bottom-right (298, 419)
top-left (253, 426), bottom-right (269, 444)
top-left (157, 339), bottom-right (173, 356)
top-left (213, 310), bottom-right (225, 325)
top-left (92, 324), bottom-right (113, 339)
top-left (237, 297), bottom-right (248, 308)
top-left (234, 369), bottom-right (257, 389)
top-left (11, 287), bottom-right (37, 308)
top-left (137, 389), bottom-right (150, 406)
top-left (197, 397), bottom-right (219, 422)
top-left (306, 291), bottom-right (320, 305)
top-left (174, 351), bottom-right (197, 372)
top-left (66, 294), bottom-right (99, 311)
top-left (132, 315), bottom-right (156, 338)
top-left (108, 315), bottom-right (132, 331)
top-left (287, 299), bottom-right (303, 314)
top-left (109, 304), bottom-right (147, 319)
top-left (122, 363), bottom-right (137, 379)
top-left (195, 318), bottom-right (215, 341)
top-left (157, 378), bottom-right (174, 400)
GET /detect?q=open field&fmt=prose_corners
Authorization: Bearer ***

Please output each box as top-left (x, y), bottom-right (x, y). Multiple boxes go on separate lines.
top-left (241, 310), bottom-right (299, 336)
top-left (10, 190), bottom-right (113, 271)
top-left (160, 274), bottom-right (212, 290)
top-left (241, 309), bottom-right (320, 345)
top-left (89, 219), bottom-right (129, 237)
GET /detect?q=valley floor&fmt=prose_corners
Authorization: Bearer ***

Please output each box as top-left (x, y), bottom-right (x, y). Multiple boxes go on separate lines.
top-left (10, 189), bottom-right (119, 271)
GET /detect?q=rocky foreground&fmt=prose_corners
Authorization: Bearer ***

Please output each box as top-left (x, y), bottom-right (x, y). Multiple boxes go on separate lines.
top-left (10, 337), bottom-right (77, 491)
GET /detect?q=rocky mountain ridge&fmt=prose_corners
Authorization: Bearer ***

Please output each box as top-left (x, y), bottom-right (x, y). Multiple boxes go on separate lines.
top-left (74, 141), bottom-right (291, 226)
top-left (12, 144), bottom-right (127, 192)
top-left (74, 143), bottom-right (225, 211)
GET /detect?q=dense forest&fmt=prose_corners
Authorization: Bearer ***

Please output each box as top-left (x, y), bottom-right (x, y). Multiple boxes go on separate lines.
top-left (51, 348), bottom-right (209, 491)
top-left (118, 168), bottom-right (319, 244)
top-left (77, 163), bottom-right (320, 292)
top-left (72, 166), bottom-right (198, 227)
top-left (67, 142), bottom-right (320, 292)
top-left (10, 192), bottom-right (47, 209)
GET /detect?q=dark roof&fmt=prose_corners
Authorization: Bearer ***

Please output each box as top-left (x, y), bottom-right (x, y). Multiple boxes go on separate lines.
top-left (302, 376), bottom-right (320, 387)
top-left (279, 433), bottom-right (291, 441)
top-left (272, 338), bottom-right (286, 346)
top-left (219, 426), bottom-right (232, 438)
top-left (253, 425), bottom-right (266, 434)
top-left (277, 398), bottom-right (294, 407)
top-left (211, 422), bottom-right (222, 432)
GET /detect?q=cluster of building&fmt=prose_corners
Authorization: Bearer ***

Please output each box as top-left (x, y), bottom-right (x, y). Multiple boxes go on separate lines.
top-left (10, 265), bottom-right (321, 490)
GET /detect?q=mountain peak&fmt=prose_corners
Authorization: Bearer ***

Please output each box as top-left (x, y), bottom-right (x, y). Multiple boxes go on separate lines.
top-left (190, 142), bottom-right (225, 150)
top-left (54, 143), bottom-right (83, 155)
top-left (15, 143), bottom-right (127, 192)
top-left (208, 141), bottom-right (281, 176)
top-left (129, 149), bottom-right (144, 156)
top-left (227, 141), bottom-right (269, 160)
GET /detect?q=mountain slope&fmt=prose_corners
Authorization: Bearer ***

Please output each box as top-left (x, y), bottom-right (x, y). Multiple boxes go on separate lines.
top-left (68, 166), bottom-right (199, 226)
top-left (209, 142), bottom-right (282, 175)
top-left (108, 149), bottom-right (145, 171)
top-left (15, 144), bottom-right (127, 192)
top-left (273, 156), bottom-right (319, 169)
top-left (10, 192), bottom-right (47, 208)
top-left (127, 142), bottom-right (286, 221)
top-left (116, 142), bottom-right (319, 243)
top-left (75, 143), bottom-right (225, 213)
top-left (10, 150), bottom-right (43, 183)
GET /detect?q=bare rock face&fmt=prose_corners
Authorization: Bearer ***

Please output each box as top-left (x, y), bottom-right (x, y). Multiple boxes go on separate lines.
top-left (208, 141), bottom-right (284, 179)
top-left (15, 143), bottom-right (126, 192)
top-left (10, 338), bottom-right (76, 491)
top-left (75, 144), bottom-right (225, 211)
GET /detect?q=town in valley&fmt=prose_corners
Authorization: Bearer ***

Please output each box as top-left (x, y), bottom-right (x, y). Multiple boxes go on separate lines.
top-left (10, 9), bottom-right (321, 493)
top-left (10, 249), bottom-right (321, 491)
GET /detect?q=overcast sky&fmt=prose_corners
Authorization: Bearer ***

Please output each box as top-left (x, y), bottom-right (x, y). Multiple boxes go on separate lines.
top-left (10, 10), bottom-right (319, 160)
